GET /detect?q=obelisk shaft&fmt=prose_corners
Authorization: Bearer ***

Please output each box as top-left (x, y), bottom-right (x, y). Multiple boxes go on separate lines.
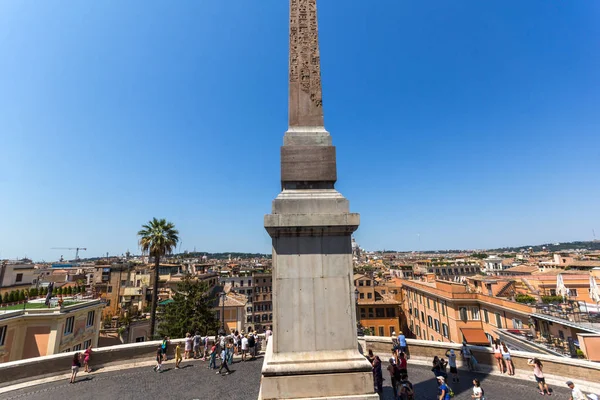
top-left (288, 0), bottom-right (324, 127)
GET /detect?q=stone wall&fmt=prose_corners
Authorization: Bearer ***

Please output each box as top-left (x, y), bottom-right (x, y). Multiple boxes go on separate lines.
top-left (362, 336), bottom-right (600, 393)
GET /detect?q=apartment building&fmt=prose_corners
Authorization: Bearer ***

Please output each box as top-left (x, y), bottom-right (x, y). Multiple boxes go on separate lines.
top-left (251, 272), bottom-right (272, 333)
top-left (355, 274), bottom-right (401, 337)
top-left (0, 299), bottom-right (104, 362)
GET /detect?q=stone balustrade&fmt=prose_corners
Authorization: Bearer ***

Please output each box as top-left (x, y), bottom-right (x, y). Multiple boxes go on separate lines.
top-left (2, 334), bottom-right (600, 394)
top-left (362, 336), bottom-right (600, 394)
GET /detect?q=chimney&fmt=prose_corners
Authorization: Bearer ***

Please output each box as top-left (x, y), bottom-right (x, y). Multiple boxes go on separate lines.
top-left (425, 273), bottom-right (436, 283)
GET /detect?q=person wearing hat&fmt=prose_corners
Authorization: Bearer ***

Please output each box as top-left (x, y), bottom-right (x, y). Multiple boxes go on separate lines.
top-left (445, 349), bottom-right (459, 383)
top-left (437, 376), bottom-right (451, 400)
top-left (566, 381), bottom-right (587, 400)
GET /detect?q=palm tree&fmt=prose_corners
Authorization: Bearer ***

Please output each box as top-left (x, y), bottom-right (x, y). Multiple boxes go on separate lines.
top-left (138, 218), bottom-right (179, 339)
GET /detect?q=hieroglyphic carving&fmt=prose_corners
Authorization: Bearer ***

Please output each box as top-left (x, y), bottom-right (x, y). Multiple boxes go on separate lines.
top-left (290, 0), bottom-right (322, 109)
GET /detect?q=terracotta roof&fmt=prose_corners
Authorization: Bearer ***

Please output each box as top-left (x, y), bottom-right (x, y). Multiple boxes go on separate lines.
top-left (504, 265), bottom-right (539, 274)
top-left (566, 260), bottom-right (600, 268)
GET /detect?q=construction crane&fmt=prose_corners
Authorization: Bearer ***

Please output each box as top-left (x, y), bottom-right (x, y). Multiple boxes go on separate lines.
top-left (51, 247), bottom-right (87, 261)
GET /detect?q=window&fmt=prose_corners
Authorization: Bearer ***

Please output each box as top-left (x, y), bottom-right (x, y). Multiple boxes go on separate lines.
top-left (367, 293), bottom-right (373, 299)
top-left (368, 308), bottom-right (374, 318)
top-left (366, 280), bottom-right (371, 286)
top-left (386, 308), bottom-right (396, 318)
top-left (389, 326), bottom-right (395, 336)
top-left (376, 308), bottom-right (385, 318)
top-left (431, 335), bottom-right (434, 341)
top-left (0, 325), bottom-right (6, 346)
top-left (549, 289), bottom-right (557, 296)
top-left (121, 280), bottom-right (127, 286)
top-left (413, 292), bottom-right (417, 301)
top-left (421, 311), bottom-right (425, 323)
top-left (558, 330), bottom-right (565, 340)
top-left (378, 326), bottom-right (384, 336)
top-left (359, 281), bottom-right (364, 286)
top-left (106, 300), bottom-right (111, 306)
top-left (471, 307), bottom-right (480, 320)
top-left (434, 319), bottom-right (440, 332)
top-left (442, 323), bottom-right (449, 338)
top-left (427, 316), bottom-right (433, 328)
top-left (16, 273), bottom-right (23, 282)
top-left (416, 325), bottom-right (421, 336)
top-left (512, 319), bottom-right (523, 329)
top-left (64, 317), bottom-right (74, 335)
top-left (419, 295), bottom-right (423, 304)
top-left (459, 307), bottom-right (468, 322)
top-left (427, 299), bottom-right (431, 309)
top-left (441, 303), bottom-right (446, 317)
top-left (73, 343), bottom-right (82, 351)
top-left (483, 309), bottom-right (489, 323)
top-left (63, 348), bottom-right (71, 353)
top-left (87, 311), bottom-right (95, 327)
top-left (240, 280), bottom-right (244, 287)
top-left (433, 301), bottom-right (438, 313)
top-left (570, 289), bottom-right (578, 297)
top-left (495, 313), bottom-right (503, 328)
top-left (247, 316), bottom-right (252, 323)
top-left (83, 339), bottom-right (92, 349)
top-left (135, 337), bottom-right (145, 343)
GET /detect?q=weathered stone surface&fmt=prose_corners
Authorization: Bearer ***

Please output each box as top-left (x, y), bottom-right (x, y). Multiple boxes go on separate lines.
top-left (289, 0), bottom-right (324, 127)
top-left (281, 145), bottom-right (337, 184)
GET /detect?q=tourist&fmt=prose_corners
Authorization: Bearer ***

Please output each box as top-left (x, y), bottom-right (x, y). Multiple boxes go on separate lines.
top-left (386, 357), bottom-right (398, 397)
top-left (501, 341), bottom-right (514, 375)
top-left (153, 345), bottom-right (163, 372)
top-left (241, 334), bottom-right (249, 361)
top-left (233, 330), bottom-right (239, 356)
top-left (83, 345), bottom-right (92, 373)
top-left (366, 349), bottom-right (375, 365)
top-left (493, 339), bottom-right (504, 373)
top-left (397, 352), bottom-right (408, 377)
top-left (217, 341), bottom-right (232, 375)
top-left (471, 378), bottom-right (485, 399)
top-left (398, 374), bottom-right (414, 400)
top-left (208, 342), bottom-right (217, 369)
top-left (70, 352), bottom-right (81, 384)
top-left (436, 376), bottom-right (451, 400)
top-left (161, 336), bottom-right (169, 361)
top-left (566, 380), bottom-right (587, 400)
top-left (226, 338), bottom-right (234, 365)
top-left (265, 326), bottom-right (272, 344)
top-left (193, 331), bottom-right (201, 359)
top-left (248, 330), bottom-right (256, 359)
top-left (431, 356), bottom-right (443, 377)
top-left (184, 332), bottom-right (193, 359)
top-left (445, 349), bottom-right (459, 383)
top-left (372, 355), bottom-right (383, 398)
top-left (398, 331), bottom-right (408, 357)
top-left (175, 342), bottom-right (183, 369)
top-left (202, 335), bottom-right (209, 361)
top-left (461, 342), bottom-right (474, 371)
top-left (528, 358), bottom-right (551, 396)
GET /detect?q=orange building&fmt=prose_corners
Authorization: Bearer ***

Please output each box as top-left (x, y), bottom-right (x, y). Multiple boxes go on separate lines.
top-left (354, 274), bottom-right (402, 337)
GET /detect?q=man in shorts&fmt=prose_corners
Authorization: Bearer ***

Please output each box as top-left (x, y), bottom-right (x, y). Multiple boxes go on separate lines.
top-left (241, 334), bottom-right (249, 361)
top-left (193, 331), bottom-right (201, 359)
top-left (445, 349), bottom-right (459, 383)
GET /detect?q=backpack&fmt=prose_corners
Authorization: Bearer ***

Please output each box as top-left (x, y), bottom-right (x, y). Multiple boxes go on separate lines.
top-left (248, 335), bottom-right (256, 347)
top-left (448, 386), bottom-right (455, 398)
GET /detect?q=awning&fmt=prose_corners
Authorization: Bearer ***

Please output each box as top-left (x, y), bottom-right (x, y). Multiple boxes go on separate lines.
top-left (461, 328), bottom-right (490, 345)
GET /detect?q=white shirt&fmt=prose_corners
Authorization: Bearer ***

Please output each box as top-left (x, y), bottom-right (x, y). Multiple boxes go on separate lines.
top-left (448, 353), bottom-right (456, 368)
top-left (571, 386), bottom-right (587, 400)
top-left (265, 329), bottom-right (272, 342)
top-left (473, 386), bottom-right (483, 399)
top-left (241, 337), bottom-right (249, 350)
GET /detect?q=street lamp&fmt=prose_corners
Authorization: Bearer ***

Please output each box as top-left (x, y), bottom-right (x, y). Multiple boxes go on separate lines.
top-left (219, 292), bottom-right (226, 336)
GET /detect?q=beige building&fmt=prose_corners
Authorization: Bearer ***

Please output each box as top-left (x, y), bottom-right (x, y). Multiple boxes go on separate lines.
top-left (0, 299), bottom-right (104, 362)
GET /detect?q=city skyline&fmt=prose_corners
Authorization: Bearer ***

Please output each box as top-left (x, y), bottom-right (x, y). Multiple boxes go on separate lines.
top-left (2, 0), bottom-right (599, 261)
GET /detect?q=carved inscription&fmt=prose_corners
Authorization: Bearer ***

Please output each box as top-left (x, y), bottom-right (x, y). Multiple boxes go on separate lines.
top-left (290, 0), bottom-right (322, 108)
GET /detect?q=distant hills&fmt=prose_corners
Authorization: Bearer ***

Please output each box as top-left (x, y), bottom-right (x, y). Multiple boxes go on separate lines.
top-left (376, 241), bottom-right (600, 254)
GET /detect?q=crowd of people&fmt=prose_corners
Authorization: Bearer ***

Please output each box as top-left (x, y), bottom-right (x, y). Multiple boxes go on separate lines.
top-left (363, 331), bottom-right (596, 400)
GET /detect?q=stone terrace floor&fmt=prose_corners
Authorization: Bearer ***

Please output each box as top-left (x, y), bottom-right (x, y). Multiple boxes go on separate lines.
top-left (4, 356), bottom-right (573, 400)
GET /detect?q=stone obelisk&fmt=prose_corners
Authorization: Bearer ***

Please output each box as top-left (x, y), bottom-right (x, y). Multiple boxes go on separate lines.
top-left (259, 1), bottom-right (377, 399)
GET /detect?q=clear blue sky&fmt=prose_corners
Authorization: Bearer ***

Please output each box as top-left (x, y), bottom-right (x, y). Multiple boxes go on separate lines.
top-left (1, 1), bottom-right (599, 261)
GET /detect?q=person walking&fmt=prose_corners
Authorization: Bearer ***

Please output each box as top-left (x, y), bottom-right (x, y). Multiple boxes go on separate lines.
top-left (193, 331), bottom-right (201, 359)
top-left (432, 356), bottom-right (443, 378)
top-left (461, 342), bottom-right (474, 371)
top-left (217, 341), bottom-right (232, 375)
top-left (437, 376), bottom-right (451, 400)
top-left (493, 339), bottom-right (504, 373)
top-left (83, 345), bottom-right (92, 373)
top-left (265, 326), bottom-right (272, 344)
top-left (161, 336), bottom-right (169, 362)
top-left (184, 333), bottom-right (193, 359)
top-left (241, 334), bottom-right (249, 361)
top-left (226, 338), bottom-right (234, 365)
top-left (386, 358), bottom-right (398, 398)
top-left (501, 341), bottom-right (514, 376)
top-left (153, 345), bottom-right (163, 372)
top-left (445, 349), bottom-right (459, 383)
top-left (372, 355), bottom-right (384, 398)
top-left (175, 342), bottom-right (183, 369)
top-left (397, 352), bottom-right (408, 377)
top-left (202, 335), bottom-right (209, 361)
top-left (566, 380), bottom-right (587, 400)
top-left (528, 358), bottom-right (552, 396)
top-left (248, 331), bottom-right (256, 359)
top-left (471, 378), bottom-right (485, 399)
top-left (69, 352), bottom-right (81, 384)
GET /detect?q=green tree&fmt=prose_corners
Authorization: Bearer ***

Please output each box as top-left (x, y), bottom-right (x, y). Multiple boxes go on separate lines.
top-left (138, 217), bottom-right (180, 339)
top-left (74, 285), bottom-right (79, 294)
top-left (66, 286), bottom-right (73, 295)
top-left (18, 290), bottom-right (26, 301)
top-left (80, 285), bottom-right (86, 294)
top-left (53, 287), bottom-right (58, 295)
top-left (157, 274), bottom-right (219, 339)
top-left (3, 292), bottom-right (9, 303)
top-left (9, 291), bottom-right (16, 302)
top-left (515, 294), bottom-right (536, 304)
top-left (41, 287), bottom-right (48, 296)
top-left (57, 287), bottom-right (63, 296)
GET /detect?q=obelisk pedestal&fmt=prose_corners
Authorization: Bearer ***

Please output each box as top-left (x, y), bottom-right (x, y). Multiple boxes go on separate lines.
top-left (258, 1), bottom-right (377, 399)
